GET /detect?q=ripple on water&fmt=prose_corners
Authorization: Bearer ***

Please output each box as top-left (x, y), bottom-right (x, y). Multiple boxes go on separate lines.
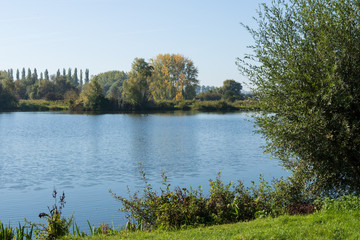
top-left (0, 112), bottom-right (288, 230)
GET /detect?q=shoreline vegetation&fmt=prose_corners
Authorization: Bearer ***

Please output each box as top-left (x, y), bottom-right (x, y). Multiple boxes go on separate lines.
top-left (1, 55), bottom-right (251, 114)
top-left (1, 174), bottom-right (360, 239)
top-left (14, 99), bottom-right (260, 113)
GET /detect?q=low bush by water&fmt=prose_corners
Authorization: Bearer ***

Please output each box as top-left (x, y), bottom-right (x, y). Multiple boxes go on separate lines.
top-left (110, 169), bottom-right (314, 230)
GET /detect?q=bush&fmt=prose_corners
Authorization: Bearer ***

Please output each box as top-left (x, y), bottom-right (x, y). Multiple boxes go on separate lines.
top-left (111, 169), bottom-right (310, 230)
top-left (315, 195), bottom-right (360, 213)
top-left (174, 100), bottom-right (194, 110)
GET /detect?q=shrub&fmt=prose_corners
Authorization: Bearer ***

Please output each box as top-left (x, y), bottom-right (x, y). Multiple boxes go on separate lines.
top-left (111, 169), bottom-right (310, 230)
top-left (174, 100), bottom-right (193, 110)
top-left (315, 194), bottom-right (360, 212)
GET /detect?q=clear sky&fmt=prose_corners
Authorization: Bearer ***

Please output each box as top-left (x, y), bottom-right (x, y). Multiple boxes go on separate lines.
top-left (1, 0), bottom-right (270, 89)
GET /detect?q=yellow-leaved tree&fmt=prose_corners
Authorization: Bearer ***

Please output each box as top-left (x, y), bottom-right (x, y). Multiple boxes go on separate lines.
top-left (149, 54), bottom-right (199, 101)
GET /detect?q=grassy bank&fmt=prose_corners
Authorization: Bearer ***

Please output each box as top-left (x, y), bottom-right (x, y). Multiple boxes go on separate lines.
top-left (14, 99), bottom-right (259, 113)
top-left (18, 100), bottom-right (70, 111)
top-left (61, 210), bottom-right (360, 239)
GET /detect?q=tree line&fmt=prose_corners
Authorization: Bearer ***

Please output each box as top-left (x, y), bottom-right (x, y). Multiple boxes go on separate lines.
top-left (0, 53), bottom-right (244, 111)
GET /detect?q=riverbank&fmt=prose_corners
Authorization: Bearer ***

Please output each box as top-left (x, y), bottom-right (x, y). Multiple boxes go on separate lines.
top-left (14, 99), bottom-right (259, 113)
top-left (61, 209), bottom-right (360, 239)
top-left (0, 195), bottom-right (360, 240)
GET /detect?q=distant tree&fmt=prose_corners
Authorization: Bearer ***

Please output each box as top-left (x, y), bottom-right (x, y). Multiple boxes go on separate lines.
top-left (80, 76), bottom-right (107, 111)
top-left (221, 79), bottom-right (243, 101)
top-left (0, 78), bottom-right (18, 110)
top-left (37, 79), bottom-right (55, 99)
top-left (16, 69), bottom-right (20, 81)
top-left (149, 54), bottom-right (198, 101)
top-left (8, 69), bottom-right (14, 80)
top-left (67, 68), bottom-right (72, 83)
top-left (85, 69), bottom-right (90, 84)
top-left (56, 69), bottom-right (61, 78)
top-left (63, 68), bottom-right (66, 76)
top-left (0, 71), bottom-right (7, 80)
top-left (79, 69), bottom-right (83, 87)
top-left (73, 68), bottom-right (79, 85)
top-left (91, 70), bottom-right (128, 96)
top-left (44, 69), bottom-right (49, 80)
top-left (21, 68), bottom-right (26, 79)
top-left (53, 75), bottom-right (77, 99)
top-left (40, 72), bottom-right (44, 80)
top-left (27, 68), bottom-right (32, 80)
top-left (33, 68), bottom-right (38, 82)
top-left (123, 58), bottom-right (152, 106)
top-left (107, 80), bottom-right (123, 100)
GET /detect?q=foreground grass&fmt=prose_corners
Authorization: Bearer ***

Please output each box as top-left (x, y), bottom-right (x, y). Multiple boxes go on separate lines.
top-left (61, 210), bottom-right (360, 240)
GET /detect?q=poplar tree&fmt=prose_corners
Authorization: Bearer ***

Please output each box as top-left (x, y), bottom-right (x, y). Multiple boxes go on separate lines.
top-left (67, 68), bottom-right (72, 83)
top-left (8, 69), bottom-right (14, 80)
top-left (16, 69), bottom-right (20, 80)
top-left (21, 68), bottom-right (26, 79)
top-left (33, 68), bottom-right (38, 81)
top-left (80, 69), bottom-right (83, 86)
top-left (56, 69), bottom-right (61, 78)
top-left (73, 68), bottom-right (79, 85)
top-left (85, 69), bottom-right (90, 84)
top-left (27, 68), bottom-right (32, 80)
top-left (44, 69), bottom-right (49, 80)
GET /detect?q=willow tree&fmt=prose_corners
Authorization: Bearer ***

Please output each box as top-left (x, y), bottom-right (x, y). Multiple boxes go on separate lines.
top-left (238, 0), bottom-right (360, 195)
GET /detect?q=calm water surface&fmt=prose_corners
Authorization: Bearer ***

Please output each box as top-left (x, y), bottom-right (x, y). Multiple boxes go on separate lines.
top-left (0, 112), bottom-right (287, 230)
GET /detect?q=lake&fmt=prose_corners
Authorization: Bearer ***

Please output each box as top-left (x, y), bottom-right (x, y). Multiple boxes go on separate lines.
top-left (0, 111), bottom-right (287, 231)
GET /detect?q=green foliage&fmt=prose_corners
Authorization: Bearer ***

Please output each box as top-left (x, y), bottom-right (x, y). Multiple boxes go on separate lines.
top-left (79, 77), bottom-right (109, 111)
top-left (221, 79), bottom-right (243, 102)
top-left (123, 58), bottom-right (152, 107)
top-left (34, 189), bottom-right (73, 240)
top-left (0, 78), bottom-right (18, 110)
top-left (174, 100), bottom-right (194, 110)
top-left (91, 71), bottom-right (128, 97)
top-left (0, 222), bottom-right (14, 240)
top-left (238, 0), bottom-right (360, 196)
top-left (19, 100), bottom-right (69, 111)
top-left (86, 221), bottom-right (119, 237)
top-left (191, 100), bottom-right (238, 112)
top-left (315, 194), bottom-right (360, 212)
top-left (111, 168), bottom-right (308, 230)
top-left (0, 221), bottom-right (34, 240)
top-left (62, 209), bottom-right (360, 240)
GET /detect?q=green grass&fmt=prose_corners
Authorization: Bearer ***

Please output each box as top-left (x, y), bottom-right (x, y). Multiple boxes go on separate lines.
top-left (60, 210), bottom-right (360, 240)
top-left (15, 99), bottom-right (259, 113)
top-left (189, 99), bottom-right (260, 112)
top-left (18, 99), bottom-right (70, 111)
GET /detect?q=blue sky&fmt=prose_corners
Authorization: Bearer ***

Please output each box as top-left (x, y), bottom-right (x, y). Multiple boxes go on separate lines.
top-left (1, 0), bottom-right (270, 89)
